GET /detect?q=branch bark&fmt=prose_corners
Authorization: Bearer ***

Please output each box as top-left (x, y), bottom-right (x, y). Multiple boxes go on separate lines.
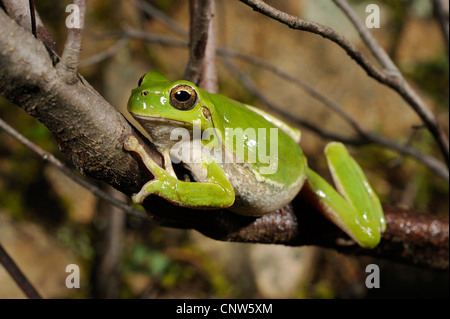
top-left (0, 7), bottom-right (448, 270)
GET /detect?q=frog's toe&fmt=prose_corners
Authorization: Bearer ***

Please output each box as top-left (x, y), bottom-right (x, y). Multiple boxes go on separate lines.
top-left (131, 193), bottom-right (143, 205)
top-left (124, 135), bottom-right (140, 152)
top-left (132, 180), bottom-right (161, 204)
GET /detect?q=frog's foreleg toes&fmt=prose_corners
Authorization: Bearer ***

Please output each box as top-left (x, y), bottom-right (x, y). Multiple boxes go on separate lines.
top-left (124, 135), bottom-right (140, 152)
top-left (124, 135), bottom-right (164, 177)
top-left (124, 135), bottom-right (153, 165)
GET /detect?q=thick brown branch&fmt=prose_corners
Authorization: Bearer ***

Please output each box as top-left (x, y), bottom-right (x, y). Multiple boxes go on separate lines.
top-left (142, 191), bottom-right (449, 270)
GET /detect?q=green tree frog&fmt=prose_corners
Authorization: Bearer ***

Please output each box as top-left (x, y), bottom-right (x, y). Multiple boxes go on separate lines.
top-left (124, 71), bottom-right (386, 248)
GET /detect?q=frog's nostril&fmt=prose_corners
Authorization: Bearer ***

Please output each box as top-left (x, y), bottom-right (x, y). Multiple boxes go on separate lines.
top-left (141, 91), bottom-right (149, 96)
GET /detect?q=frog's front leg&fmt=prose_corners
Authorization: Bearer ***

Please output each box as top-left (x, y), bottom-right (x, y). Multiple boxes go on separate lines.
top-left (124, 135), bottom-right (235, 209)
top-left (306, 142), bottom-right (385, 249)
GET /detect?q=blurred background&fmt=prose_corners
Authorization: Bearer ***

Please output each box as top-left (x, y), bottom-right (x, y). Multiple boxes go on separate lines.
top-left (0, 0), bottom-right (448, 298)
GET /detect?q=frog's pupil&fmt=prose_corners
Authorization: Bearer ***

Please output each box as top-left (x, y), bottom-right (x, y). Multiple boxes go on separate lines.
top-left (175, 90), bottom-right (191, 102)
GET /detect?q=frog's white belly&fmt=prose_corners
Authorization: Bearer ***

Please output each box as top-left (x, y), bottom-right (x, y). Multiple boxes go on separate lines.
top-left (183, 145), bottom-right (305, 216)
top-left (223, 161), bottom-right (305, 215)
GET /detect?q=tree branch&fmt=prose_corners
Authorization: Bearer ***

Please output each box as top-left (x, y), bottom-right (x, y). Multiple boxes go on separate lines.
top-left (332, 0), bottom-right (398, 72)
top-left (144, 189), bottom-right (449, 270)
top-left (78, 38), bottom-right (129, 68)
top-left (0, 7), bottom-right (448, 270)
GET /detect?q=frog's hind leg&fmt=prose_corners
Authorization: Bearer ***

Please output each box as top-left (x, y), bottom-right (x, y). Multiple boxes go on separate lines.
top-left (305, 142), bottom-right (385, 249)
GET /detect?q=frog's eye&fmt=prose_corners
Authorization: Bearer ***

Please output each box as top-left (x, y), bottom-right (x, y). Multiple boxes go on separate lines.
top-left (138, 74), bottom-right (145, 87)
top-left (170, 85), bottom-right (198, 110)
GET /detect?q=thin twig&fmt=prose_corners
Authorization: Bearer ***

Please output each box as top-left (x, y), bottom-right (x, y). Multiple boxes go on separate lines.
top-left (58, 0), bottom-right (87, 83)
top-left (132, 0), bottom-right (188, 37)
top-left (0, 117), bottom-right (148, 220)
top-left (183, 0), bottom-right (217, 90)
top-left (92, 186), bottom-right (126, 298)
top-left (122, 28), bottom-right (188, 47)
top-left (239, 0), bottom-right (449, 167)
top-left (221, 56), bottom-right (448, 180)
top-left (221, 57), bottom-right (361, 144)
top-left (0, 244), bottom-right (42, 299)
top-left (79, 38), bottom-right (129, 68)
top-left (433, 0), bottom-right (449, 54)
top-left (196, 0), bottom-right (218, 92)
top-left (332, 0), bottom-right (398, 73)
top-left (28, 0), bottom-right (36, 37)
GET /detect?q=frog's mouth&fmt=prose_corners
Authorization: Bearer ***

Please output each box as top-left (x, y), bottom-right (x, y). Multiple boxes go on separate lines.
top-left (130, 113), bottom-right (188, 126)
top-left (130, 113), bottom-right (194, 147)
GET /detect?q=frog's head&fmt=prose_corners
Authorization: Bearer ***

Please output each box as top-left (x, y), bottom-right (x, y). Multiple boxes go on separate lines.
top-left (127, 71), bottom-right (215, 143)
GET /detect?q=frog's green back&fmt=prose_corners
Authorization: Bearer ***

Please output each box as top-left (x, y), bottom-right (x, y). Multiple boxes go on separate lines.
top-left (208, 93), bottom-right (306, 186)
